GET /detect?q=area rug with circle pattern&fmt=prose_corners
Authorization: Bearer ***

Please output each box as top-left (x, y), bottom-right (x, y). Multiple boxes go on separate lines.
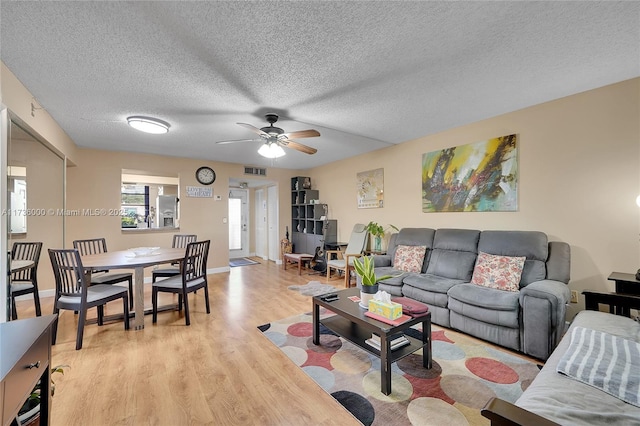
top-left (258, 310), bottom-right (541, 426)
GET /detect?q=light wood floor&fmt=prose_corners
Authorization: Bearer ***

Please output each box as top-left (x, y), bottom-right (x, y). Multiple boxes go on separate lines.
top-left (14, 260), bottom-right (540, 425)
top-left (14, 259), bottom-right (358, 426)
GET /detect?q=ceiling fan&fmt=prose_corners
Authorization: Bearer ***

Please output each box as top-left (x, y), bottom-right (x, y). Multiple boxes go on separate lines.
top-left (216, 113), bottom-right (320, 157)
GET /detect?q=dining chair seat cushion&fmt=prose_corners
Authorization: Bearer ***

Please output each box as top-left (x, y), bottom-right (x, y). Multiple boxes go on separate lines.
top-left (10, 281), bottom-right (35, 292)
top-left (327, 259), bottom-right (347, 268)
top-left (152, 275), bottom-right (205, 289)
top-left (57, 284), bottom-right (129, 308)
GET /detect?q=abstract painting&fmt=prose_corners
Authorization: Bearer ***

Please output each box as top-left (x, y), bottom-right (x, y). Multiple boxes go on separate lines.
top-left (422, 134), bottom-right (518, 212)
top-left (357, 168), bottom-right (384, 208)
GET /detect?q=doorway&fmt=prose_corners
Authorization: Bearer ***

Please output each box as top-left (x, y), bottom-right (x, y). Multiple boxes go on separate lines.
top-left (228, 189), bottom-right (249, 258)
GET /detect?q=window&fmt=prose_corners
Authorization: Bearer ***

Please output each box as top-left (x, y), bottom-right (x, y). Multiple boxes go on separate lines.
top-left (121, 171), bottom-right (179, 230)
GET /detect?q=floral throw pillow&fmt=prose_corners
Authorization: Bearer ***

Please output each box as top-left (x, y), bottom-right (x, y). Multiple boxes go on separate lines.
top-left (394, 245), bottom-right (427, 273)
top-left (471, 251), bottom-right (526, 292)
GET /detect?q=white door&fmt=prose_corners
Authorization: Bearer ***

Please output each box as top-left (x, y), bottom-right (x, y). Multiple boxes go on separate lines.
top-left (267, 185), bottom-right (279, 262)
top-left (228, 189), bottom-right (249, 258)
top-left (255, 188), bottom-right (268, 259)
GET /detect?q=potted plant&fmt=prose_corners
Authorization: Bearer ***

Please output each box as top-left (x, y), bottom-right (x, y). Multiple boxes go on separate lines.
top-left (17, 364), bottom-right (69, 426)
top-left (353, 256), bottom-right (396, 308)
top-left (365, 222), bottom-right (399, 252)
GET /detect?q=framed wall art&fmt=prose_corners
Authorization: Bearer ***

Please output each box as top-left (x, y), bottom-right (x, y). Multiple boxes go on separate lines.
top-left (357, 168), bottom-right (384, 209)
top-left (422, 134), bottom-right (518, 212)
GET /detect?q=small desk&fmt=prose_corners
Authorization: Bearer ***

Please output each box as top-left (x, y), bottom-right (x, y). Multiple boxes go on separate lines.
top-left (81, 248), bottom-right (185, 330)
top-left (324, 242), bottom-right (348, 251)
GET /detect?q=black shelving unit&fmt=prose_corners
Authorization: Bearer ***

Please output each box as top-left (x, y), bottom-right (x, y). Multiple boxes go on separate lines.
top-left (290, 176), bottom-right (337, 254)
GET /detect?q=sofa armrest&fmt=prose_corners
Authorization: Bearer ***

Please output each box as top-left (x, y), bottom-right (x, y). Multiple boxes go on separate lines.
top-left (481, 398), bottom-right (560, 426)
top-left (520, 280), bottom-right (570, 360)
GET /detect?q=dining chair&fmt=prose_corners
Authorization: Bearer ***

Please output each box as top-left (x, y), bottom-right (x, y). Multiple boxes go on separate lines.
top-left (326, 223), bottom-right (369, 287)
top-left (49, 248), bottom-right (130, 350)
top-left (151, 234), bottom-right (197, 283)
top-left (10, 241), bottom-right (43, 320)
top-left (152, 240), bottom-right (210, 326)
top-left (73, 237), bottom-right (134, 309)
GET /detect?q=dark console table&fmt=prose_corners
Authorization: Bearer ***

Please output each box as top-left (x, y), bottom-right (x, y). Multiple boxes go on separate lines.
top-left (582, 272), bottom-right (640, 317)
top-left (1, 314), bottom-right (57, 426)
top-left (607, 272), bottom-right (640, 295)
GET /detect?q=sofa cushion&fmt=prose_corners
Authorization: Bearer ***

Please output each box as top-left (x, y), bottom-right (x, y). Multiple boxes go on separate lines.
top-left (471, 251), bottom-right (525, 292)
top-left (402, 273), bottom-right (466, 309)
top-left (425, 228), bottom-right (480, 280)
top-left (394, 245), bottom-right (427, 273)
top-left (448, 283), bottom-right (520, 312)
top-left (374, 266), bottom-right (408, 287)
top-left (478, 230), bottom-right (547, 286)
top-left (448, 297), bottom-right (520, 328)
top-left (402, 273), bottom-right (465, 294)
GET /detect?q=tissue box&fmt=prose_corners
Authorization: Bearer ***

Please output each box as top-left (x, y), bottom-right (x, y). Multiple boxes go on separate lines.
top-left (368, 299), bottom-right (403, 320)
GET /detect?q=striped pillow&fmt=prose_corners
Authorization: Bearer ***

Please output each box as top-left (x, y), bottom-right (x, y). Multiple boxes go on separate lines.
top-left (557, 326), bottom-right (640, 407)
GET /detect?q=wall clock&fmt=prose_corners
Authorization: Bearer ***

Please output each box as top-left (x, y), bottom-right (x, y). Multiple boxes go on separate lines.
top-left (196, 166), bottom-right (216, 185)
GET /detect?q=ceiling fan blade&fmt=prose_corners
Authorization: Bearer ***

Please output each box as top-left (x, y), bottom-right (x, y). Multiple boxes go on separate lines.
top-left (237, 122), bottom-right (269, 137)
top-left (282, 129), bottom-right (320, 139)
top-left (216, 138), bottom-right (261, 145)
top-left (284, 140), bottom-right (317, 155)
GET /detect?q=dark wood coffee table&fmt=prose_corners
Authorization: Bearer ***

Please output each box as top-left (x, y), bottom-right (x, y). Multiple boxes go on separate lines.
top-left (313, 287), bottom-right (431, 395)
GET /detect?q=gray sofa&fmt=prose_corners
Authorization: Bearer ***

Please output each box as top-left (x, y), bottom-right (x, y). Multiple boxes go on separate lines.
top-left (365, 228), bottom-right (571, 360)
top-left (482, 310), bottom-right (640, 425)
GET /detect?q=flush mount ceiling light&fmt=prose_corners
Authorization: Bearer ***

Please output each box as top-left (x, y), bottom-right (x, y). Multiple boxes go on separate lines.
top-left (258, 142), bottom-right (286, 158)
top-left (127, 116), bottom-right (170, 134)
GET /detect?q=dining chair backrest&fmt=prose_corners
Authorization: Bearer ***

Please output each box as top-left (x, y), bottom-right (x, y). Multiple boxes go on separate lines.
top-left (344, 223), bottom-right (368, 255)
top-left (182, 240), bottom-right (210, 284)
top-left (73, 238), bottom-right (108, 255)
top-left (173, 234), bottom-right (197, 249)
top-left (11, 241), bottom-right (43, 281)
top-left (48, 248), bottom-right (89, 300)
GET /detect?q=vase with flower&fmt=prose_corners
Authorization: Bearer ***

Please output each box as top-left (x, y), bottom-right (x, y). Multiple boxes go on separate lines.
top-left (365, 222), bottom-right (399, 253)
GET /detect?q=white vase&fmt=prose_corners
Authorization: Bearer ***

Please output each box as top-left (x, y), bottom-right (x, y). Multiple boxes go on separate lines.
top-left (359, 284), bottom-right (378, 309)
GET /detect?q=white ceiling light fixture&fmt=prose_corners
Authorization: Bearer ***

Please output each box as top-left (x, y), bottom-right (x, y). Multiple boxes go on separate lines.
top-left (258, 142), bottom-right (286, 159)
top-left (127, 116), bottom-right (170, 134)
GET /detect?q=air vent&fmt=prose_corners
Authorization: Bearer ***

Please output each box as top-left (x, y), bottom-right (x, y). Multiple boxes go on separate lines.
top-left (244, 166), bottom-right (266, 176)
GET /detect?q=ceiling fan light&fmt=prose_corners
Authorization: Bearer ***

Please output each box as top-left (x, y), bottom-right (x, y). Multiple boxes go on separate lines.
top-left (127, 116), bottom-right (170, 134)
top-left (258, 143), bottom-right (285, 158)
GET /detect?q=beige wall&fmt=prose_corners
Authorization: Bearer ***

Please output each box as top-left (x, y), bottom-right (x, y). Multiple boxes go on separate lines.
top-left (66, 148), bottom-right (297, 276)
top-left (309, 78), bottom-right (640, 319)
top-left (1, 62), bottom-right (78, 164)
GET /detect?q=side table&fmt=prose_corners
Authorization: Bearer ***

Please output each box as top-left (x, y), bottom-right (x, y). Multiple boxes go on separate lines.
top-left (607, 272), bottom-right (640, 295)
top-left (582, 272), bottom-right (640, 317)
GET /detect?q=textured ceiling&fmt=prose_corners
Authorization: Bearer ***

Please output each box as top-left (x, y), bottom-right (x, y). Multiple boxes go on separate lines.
top-left (1, 1), bottom-right (638, 170)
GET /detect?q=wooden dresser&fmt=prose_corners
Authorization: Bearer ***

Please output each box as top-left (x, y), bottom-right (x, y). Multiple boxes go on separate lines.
top-left (1, 314), bottom-right (57, 426)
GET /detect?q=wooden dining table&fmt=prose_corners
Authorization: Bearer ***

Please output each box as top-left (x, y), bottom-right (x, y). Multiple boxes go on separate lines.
top-left (80, 247), bottom-right (185, 330)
